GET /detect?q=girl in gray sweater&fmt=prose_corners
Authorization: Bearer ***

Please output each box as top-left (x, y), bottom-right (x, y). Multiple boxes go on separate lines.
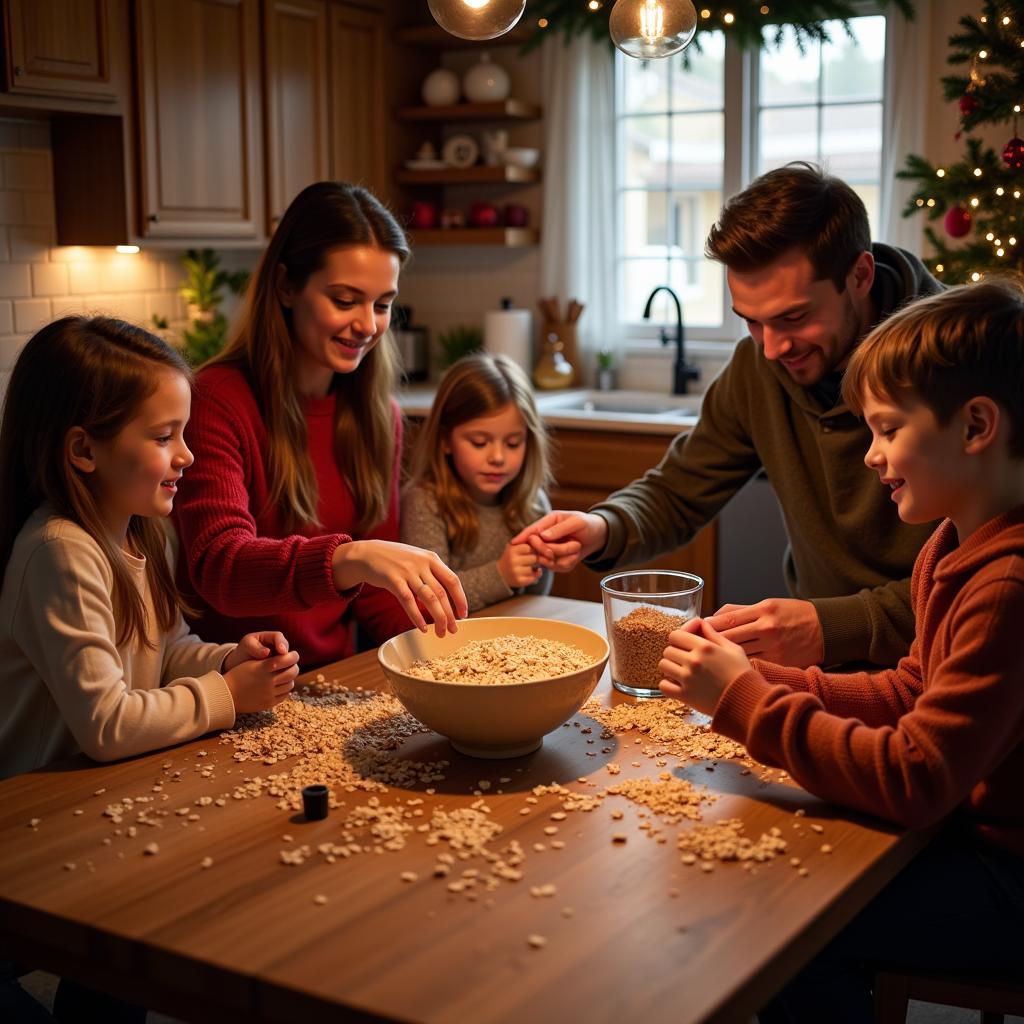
top-left (402, 353), bottom-right (553, 611)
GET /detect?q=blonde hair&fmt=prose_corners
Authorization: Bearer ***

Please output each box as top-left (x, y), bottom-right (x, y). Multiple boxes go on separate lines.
top-left (209, 182), bottom-right (409, 533)
top-left (843, 278), bottom-right (1024, 455)
top-left (407, 353), bottom-right (552, 555)
top-left (0, 316), bottom-right (193, 649)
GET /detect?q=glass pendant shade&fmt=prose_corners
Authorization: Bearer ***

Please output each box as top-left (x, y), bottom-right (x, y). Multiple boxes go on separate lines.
top-left (427, 0), bottom-right (527, 41)
top-left (609, 0), bottom-right (697, 59)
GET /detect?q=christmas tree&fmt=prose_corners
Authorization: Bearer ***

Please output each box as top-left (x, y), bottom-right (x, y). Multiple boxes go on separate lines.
top-left (899, 0), bottom-right (1024, 282)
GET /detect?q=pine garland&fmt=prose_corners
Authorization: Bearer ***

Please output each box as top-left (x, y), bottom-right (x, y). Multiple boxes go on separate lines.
top-left (899, 1), bottom-right (1024, 282)
top-left (521, 0), bottom-right (914, 53)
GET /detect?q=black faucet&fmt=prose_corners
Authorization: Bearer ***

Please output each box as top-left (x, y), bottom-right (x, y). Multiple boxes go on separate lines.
top-left (643, 285), bottom-right (700, 395)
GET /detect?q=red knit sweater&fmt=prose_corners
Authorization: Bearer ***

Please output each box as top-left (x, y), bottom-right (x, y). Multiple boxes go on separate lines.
top-left (173, 364), bottom-right (410, 668)
top-left (713, 508), bottom-right (1024, 855)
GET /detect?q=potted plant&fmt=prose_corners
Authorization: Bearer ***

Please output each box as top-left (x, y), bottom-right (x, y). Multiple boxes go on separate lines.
top-left (178, 249), bottom-right (249, 366)
top-left (437, 325), bottom-right (483, 370)
top-left (597, 348), bottom-right (616, 391)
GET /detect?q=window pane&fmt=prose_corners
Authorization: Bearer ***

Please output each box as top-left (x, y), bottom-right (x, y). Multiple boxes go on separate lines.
top-left (851, 183), bottom-right (881, 240)
top-left (621, 190), bottom-right (669, 256)
top-left (668, 188), bottom-right (721, 259)
top-left (760, 25), bottom-right (819, 106)
top-left (621, 54), bottom-right (670, 113)
top-left (668, 112), bottom-right (723, 187)
top-left (622, 114), bottom-right (669, 188)
top-left (821, 102), bottom-right (882, 182)
top-left (669, 31), bottom-right (724, 110)
top-left (822, 17), bottom-right (885, 103)
top-left (669, 259), bottom-right (724, 331)
top-left (621, 258), bottom-right (670, 323)
top-left (759, 105), bottom-right (819, 172)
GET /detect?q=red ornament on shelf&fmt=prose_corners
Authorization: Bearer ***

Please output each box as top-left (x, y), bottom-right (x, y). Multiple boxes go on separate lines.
top-left (959, 92), bottom-right (979, 117)
top-left (1003, 136), bottom-right (1024, 170)
top-left (944, 205), bottom-right (972, 238)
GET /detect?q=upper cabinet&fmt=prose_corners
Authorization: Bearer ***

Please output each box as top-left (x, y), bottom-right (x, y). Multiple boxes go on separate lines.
top-left (264, 0), bottom-right (329, 229)
top-left (329, 3), bottom-right (385, 197)
top-left (134, 0), bottom-right (264, 241)
top-left (1, 0), bottom-right (117, 102)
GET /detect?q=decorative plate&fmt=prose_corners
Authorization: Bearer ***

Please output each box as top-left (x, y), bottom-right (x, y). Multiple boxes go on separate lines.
top-left (441, 134), bottom-right (479, 169)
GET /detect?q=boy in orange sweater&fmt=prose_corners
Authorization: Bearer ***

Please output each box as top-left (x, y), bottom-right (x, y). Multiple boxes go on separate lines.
top-left (659, 279), bottom-right (1024, 1022)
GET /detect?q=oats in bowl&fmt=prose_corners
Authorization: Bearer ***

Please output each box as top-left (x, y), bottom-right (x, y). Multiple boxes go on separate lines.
top-left (407, 634), bottom-right (589, 685)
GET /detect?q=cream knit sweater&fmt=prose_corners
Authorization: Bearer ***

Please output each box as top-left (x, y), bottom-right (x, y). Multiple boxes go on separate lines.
top-left (0, 507), bottom-right (237, 779)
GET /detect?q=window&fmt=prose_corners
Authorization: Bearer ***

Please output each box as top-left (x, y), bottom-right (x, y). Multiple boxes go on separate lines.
top-left (616, 14), bottom-right (887, 345)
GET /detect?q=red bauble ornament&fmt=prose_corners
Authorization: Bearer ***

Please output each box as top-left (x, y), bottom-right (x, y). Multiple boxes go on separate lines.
top-left (959, 92), bottom-right (979, 117)
top-left (944, 205), bottom-right (972, 238)
top-left (1003, 136), bottom-right (1024, 170)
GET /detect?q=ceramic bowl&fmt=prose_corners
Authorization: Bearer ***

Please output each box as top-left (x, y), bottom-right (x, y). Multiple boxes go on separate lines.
top-left (502, 147), bottom-right (540, 169)
top-left (378, 617), bottom-right (609, 759)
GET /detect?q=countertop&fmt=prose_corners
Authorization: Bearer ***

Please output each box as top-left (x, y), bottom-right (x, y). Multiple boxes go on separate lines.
top-left (397, 386), bottom-right (701, 435)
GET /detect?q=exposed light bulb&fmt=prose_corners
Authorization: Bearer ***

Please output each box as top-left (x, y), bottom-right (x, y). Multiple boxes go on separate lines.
top-left (610, 0), bottom-right (697, 59)
top-left (427, 0), bottom-right (526, 41)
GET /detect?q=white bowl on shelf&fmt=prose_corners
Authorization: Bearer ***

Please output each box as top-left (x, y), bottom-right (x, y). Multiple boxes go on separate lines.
top-left (503, 147), bottom-right (540, 169)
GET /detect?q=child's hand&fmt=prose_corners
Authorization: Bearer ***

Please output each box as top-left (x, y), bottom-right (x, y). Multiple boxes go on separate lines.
top-left (510, 511), bottom-right (605, 571)
top-left (498, 541), bottom-right (542, 588)
top-left (222, 631), bottom-right (290, 672)
top-left (223, 645), bottom-right (300, 713)
top-left (658, 618), bottom-right (752, 716)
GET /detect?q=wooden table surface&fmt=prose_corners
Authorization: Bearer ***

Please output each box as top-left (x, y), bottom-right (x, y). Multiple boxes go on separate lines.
top-left (0, 595), bottom-right (932, 1024)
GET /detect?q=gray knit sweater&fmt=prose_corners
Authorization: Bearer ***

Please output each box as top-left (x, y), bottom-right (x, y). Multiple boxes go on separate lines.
top-left (401, 484), bottom-right (552, 611)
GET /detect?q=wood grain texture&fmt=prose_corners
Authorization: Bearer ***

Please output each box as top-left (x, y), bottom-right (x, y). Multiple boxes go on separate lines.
top-left (0, 596), bottom-right (931, 1024)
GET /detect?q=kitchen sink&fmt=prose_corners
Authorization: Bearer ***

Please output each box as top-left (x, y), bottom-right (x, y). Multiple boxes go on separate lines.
top-left (535, 389), bottom-right (703, 420)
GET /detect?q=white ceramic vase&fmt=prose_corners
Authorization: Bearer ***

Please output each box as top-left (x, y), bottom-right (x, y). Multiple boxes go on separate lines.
top-left (462, 52), bottom-right (510, 103)
top-left (421, 67), bottom-right (460, 107)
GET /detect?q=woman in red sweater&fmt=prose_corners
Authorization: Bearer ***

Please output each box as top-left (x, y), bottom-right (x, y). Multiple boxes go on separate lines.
top-left (659, 282), bottom-right (1024, 1022)
top-left (173, 182), bottom-right (467, 668)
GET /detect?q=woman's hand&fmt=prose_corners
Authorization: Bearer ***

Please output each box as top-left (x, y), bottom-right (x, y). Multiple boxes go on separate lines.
top-left (222, 631), bottom-right (290, 672)
top-left (498, 541), bottom-right (542, 588)
top-left (223, 645), bottom-right (300, 713)
top-left (510, 510), bottom-right (606, 572)
top-left (332, 539), bottom-right (468, 636)
top-left (658, 618), bottom-right (752, 716)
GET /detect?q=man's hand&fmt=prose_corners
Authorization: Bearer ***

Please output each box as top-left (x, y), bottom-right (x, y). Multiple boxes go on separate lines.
top-left (658, 618), bottom-right (752, 716)
top-left (704, 598), bottom-right (823, 668)
top-left (498, 541), bottom-right (542, 588)
top-left (510, 511), bottom-right (607, 572)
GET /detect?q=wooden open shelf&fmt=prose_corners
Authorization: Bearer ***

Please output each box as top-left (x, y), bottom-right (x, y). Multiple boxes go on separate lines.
top-left (396, 165), bottom-right (540, 186)
top-left (397, 99), bottom-right (541, 122)
top-left (408, 227), bottom-right (539, 247)
top-left (395, 24), bottom-right (534, 48)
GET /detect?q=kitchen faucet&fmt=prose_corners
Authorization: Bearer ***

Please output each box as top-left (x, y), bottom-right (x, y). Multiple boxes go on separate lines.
top-left (643, 285), bottom-right (700, 395)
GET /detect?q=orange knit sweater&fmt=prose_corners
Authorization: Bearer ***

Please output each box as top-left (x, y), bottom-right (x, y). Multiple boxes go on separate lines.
top-left (713, 508), bottom-right (1024, 855)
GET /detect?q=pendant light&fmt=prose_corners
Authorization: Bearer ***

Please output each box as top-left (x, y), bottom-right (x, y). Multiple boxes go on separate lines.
top-left (609, 0), bottom-right (697, 59)
top-left (427, 0), bottom-right (527, 41)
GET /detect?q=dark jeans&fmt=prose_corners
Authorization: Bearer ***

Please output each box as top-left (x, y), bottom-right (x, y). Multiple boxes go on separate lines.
top-left (758, 827), bottom-right (1024, 1024)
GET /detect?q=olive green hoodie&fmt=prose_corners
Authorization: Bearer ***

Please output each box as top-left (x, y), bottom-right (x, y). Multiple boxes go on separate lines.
top-left (588, 243), bottom-right (943, 667)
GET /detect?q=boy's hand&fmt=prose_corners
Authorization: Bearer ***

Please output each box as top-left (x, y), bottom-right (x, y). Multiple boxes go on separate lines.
top-left (510, 511), bottom-right (606, 572)
top-left (223, 631), bottom-right (290, 672)
top-left (704, 598), bottom-right (823, 668)
top-left (224, 648), bottom-right (300, 713)
top-left (498, 541), bottom-right (542, 588)
top-left (658, 619), bottom-right (752, 716)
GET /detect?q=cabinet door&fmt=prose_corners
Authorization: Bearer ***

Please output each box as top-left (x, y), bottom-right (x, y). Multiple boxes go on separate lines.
top-left (2, 0), bottom-right (115, 101)
top-left (264, 0), bottom-right (329, 230)
top-left (135, 0), bottom-right (264, 240)
top-left (329, 3), bottom-right (385, 196)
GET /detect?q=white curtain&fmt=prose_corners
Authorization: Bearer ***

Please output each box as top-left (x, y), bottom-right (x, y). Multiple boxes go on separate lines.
top-left (879, 1), bottom-right (933, 253)
top-left (539, 33), bottom-right (617, 383)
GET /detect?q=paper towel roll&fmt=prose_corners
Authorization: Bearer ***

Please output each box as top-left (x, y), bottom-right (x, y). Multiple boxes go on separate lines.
top-left (484, 307), bottom-right (532, 372)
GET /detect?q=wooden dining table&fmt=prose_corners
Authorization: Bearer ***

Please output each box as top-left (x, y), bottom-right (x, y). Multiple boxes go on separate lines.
top-left (0, 594), bottom-right (933, 1024)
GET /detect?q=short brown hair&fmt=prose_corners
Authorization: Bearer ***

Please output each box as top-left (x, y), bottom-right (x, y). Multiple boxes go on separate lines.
top-left (843, 278), bottom-right (1024, 457)
top-left (705, 162), bottom-right (871, 291)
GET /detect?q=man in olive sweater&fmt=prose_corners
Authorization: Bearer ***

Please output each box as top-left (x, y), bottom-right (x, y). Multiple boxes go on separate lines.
top-left (514, 164), bottom-right (943, 668)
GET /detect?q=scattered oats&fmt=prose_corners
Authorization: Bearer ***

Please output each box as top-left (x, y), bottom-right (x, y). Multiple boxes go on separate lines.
top-left (143, 843), bottom-right (159, 856)
top-left (315, 673), bottom-right (326, 683)
top-left (606, 763), bottom-right (621, 775)
top-left (701, 861), bottom-right (715, 872)
top-left (282, 834), bottom-right (293, 842)
top-left (527, 934), bottom-right (547, 949)
top-left (543, 826), bottom-right (558, 836)
top-left (789, 857), bottom-right (801, 867)
top-left (519, 808), bottom-right (530, 816)
top-left (795, 808), bottom-right (806, 817)
top-left (611, 810), bottom-right (624, 820)
top-left (677, 819), bottom-right (787, 864)
top-left (533, 843), bottom-right (546, 853)
top-left (478, 781), bottom-right (491, 790)
top-left (612, 833), bottom-right (628, 843)
top-left (798, 867), bottom-right (809, 877)
top-left (499, 777), bottom-right (511, 784)
top-left (810, 823), bottom-right (824, 833)
top-left (549, 811), bottom-right (567, 821)
top-left (313, 894), bottom-right (328, 905)
top-left (72, 809), bottom-right (83, 816)
top-left (820, 844), bottom-right (833, 854)
top-left (63, 862), bottom-right (76, 871)
top-left (550, 840), bottom-right (566, 850)
top-left (28, 818), bottom-right (41, 828)
top-left (201, 857), bottom-right (214, 869)
top-left (561, 907), bottom-right (574, 918)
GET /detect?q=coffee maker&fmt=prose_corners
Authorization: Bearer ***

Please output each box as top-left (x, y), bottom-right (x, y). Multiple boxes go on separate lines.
top-left (392, 305), bottom-right (429, 382)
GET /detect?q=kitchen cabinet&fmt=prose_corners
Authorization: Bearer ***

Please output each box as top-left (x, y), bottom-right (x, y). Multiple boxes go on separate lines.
top-left (264, 0), bottom-right (329, 229)
top-left (547, 427), bottom-right (718, 608)
top-left (134, 0), bottom-right (264, 241)
top-left (329, 3), bottom-right (386, 198)
top-left (1, 0), bottom-right (116, 102)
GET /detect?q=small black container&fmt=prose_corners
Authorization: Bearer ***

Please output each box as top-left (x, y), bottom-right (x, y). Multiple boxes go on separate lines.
top-left (302, 784), bottom-right (329, 821)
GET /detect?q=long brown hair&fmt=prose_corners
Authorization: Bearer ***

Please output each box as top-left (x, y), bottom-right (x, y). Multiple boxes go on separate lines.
top-left (406, 353), bottom-right (552, 555)
top-left (0, 316), bottom-right (193, 648)
top-left (843, 278), bottom-right (1024, 455)
top-left (210, 181), bottom-right (410, 533)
